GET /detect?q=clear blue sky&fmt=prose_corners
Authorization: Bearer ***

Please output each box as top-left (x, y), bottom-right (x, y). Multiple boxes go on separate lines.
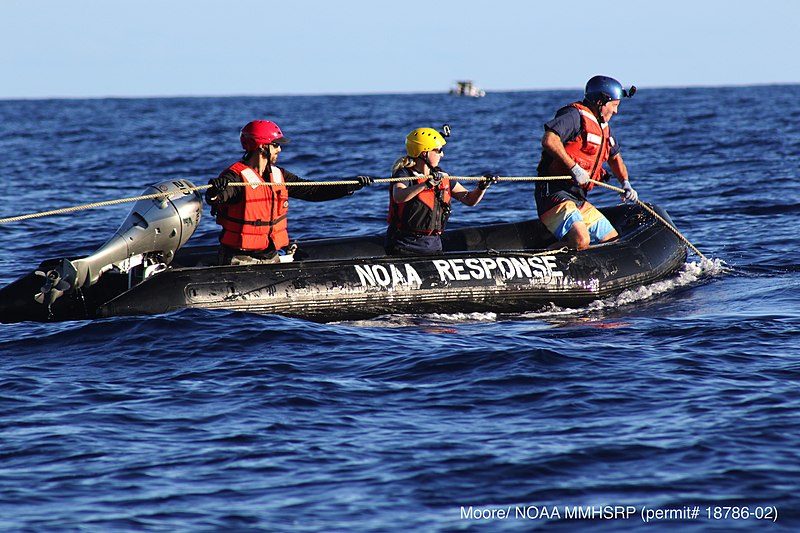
top-left (1, 0), bottom-right (798, 99)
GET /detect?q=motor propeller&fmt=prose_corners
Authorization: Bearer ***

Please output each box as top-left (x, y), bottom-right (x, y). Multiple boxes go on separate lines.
top-left (33, 259), bottom-right (77, 315)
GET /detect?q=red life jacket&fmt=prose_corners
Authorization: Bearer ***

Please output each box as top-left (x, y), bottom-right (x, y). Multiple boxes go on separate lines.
top-left (547, 102), bottom-right (614, 191)
top-left (215, 161), bottom-right (289, 250)
top-left (387, 170), bottom-right (452, 235)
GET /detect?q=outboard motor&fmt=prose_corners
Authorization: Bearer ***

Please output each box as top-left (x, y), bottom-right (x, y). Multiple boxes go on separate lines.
top-left (0, 179), bottom-right (202, 322)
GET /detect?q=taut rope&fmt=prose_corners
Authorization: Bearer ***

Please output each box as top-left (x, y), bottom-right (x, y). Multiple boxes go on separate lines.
top-left (590, 181), bottom-right (707, 261)
top-left (0, 176), bottom-right (572, 223)
top-left (0, 189), bottom-right (208, 224)
top-left (0, 175), bottom-right (708, 261)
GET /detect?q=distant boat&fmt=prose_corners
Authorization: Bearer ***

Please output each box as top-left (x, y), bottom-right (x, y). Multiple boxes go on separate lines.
top-left (450, 80), bottom-right (485, 98)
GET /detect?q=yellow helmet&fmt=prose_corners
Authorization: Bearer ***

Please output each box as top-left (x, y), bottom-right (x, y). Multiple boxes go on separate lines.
top-left (405, 128), bottom-right (446, 158)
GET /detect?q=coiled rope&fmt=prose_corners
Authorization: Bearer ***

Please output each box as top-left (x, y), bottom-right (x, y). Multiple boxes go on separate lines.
top-left (0, 175), bottom-right (707, 260)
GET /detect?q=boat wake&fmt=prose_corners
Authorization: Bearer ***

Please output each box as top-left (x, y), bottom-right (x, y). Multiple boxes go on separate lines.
top-left (343, 258), bottom-right (727, 328)
top-left (582, 257), bottom-right (727, 312)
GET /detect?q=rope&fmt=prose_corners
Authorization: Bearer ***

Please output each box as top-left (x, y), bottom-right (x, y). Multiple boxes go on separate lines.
top-left (0, 174), bottom-right (709, 262)
top-left (508, 246), bottom-right (570, 257)
top-left (0, 189), bottom-right (211, 224)
top-left (590, 180), bottom-right (708, 261)
top-left (225, 176), bottom-right (574, 185)
top-left (0, 176), bottom-right (570, 223)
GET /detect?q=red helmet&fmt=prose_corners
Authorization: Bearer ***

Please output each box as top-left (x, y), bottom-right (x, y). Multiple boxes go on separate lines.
top-left (239, 120), bottom-right (289, 151)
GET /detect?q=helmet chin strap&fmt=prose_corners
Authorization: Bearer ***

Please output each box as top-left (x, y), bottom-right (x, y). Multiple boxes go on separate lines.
top-left (589, 99), bottom-right (608, 123)
top-left (257, 145), bottom-right (274, 174)
top-left (412, 152), bottom-right (433, 174)
top-left (422, 152), bottom-right (434, 173)
top-left (597, 102), bottom-right (607, 124)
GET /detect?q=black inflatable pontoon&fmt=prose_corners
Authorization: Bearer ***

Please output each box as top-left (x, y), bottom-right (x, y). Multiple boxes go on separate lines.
top-left (0, 180), bottom-right (687, 323)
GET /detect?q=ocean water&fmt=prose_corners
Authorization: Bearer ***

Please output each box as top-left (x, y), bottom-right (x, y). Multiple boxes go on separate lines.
top-left (1, 86), bottom-right (799, 531)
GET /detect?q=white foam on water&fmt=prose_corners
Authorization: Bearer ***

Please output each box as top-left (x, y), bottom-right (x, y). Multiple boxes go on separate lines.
top-left (340, 311), bottom-right (498, 328)
top-left (339, 259), bottom-right (728, 327)
top-left (524, 257), bottom-right (728, 320)
top-left (589, 257), bottom-right (727, 310)
top-left (425, 312), bottom-right (498, 322)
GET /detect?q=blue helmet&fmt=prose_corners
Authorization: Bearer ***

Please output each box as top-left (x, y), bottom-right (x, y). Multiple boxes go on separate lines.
top-left (584, 75), bottom-right (635, 104)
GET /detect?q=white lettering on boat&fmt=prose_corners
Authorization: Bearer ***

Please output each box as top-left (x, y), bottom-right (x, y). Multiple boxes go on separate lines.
top-left (433, 256), bottom-right (563, 283)
top-left (355, 256), bottom-right (564, 289)
top-left (355, 263), bottom-right (422, 288)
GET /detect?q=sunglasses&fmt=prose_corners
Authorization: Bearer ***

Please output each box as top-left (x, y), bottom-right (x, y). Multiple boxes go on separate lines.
top-left (431, 148), bottom-right (444, 154)
top-left (270, 142), bottom-right (283, 149)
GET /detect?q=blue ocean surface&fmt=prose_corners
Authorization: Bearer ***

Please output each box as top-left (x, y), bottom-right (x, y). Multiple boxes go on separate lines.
top-left (1, 86), bottom-right (799, 531)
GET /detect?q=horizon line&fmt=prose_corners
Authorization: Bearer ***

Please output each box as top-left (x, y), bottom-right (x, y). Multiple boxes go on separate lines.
top-left (1, 81), bottom-right (798, 102)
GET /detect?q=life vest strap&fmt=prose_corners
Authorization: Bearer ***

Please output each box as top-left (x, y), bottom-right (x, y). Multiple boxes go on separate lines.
top-left (217, 212), bottom-right (288, 227)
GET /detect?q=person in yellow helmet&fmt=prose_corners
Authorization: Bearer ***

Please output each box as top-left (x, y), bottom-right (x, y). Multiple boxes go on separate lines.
top-left (385, 127), bottom-right (497, 255)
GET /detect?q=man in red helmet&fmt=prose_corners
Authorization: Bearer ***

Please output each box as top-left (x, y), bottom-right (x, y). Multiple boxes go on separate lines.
top-left (206, 120), bottom-right (372, 265)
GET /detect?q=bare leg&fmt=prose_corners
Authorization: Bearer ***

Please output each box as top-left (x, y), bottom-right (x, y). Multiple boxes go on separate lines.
top-left (598, 228), bottom-right (619, 242)
top-left (565, 221), bottom-right (591, 250)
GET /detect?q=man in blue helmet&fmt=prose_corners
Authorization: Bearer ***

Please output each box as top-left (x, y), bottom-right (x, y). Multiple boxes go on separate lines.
top-left (535, 75), bottom-right (638, 250)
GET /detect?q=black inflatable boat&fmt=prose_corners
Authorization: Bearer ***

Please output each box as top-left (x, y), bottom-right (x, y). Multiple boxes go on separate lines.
top-left (0, 180), bottom-right (688, 323)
